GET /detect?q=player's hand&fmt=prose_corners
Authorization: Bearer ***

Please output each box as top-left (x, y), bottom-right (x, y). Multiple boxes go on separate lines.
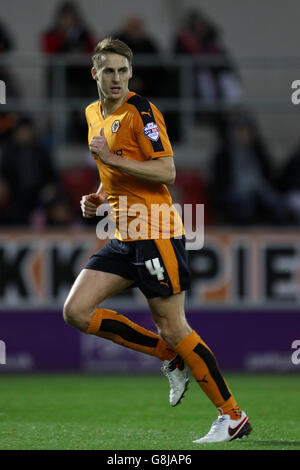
top-left (80, 193), bottom-right (105, 218)
top-left (90, 128), bottom-right (114, 165)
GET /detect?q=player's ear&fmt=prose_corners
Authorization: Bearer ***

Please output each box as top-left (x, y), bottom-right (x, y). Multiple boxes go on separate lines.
top-left (129, 66), bottom-right (133, 79)
top-left (91, 67), bottom-right (98, 80)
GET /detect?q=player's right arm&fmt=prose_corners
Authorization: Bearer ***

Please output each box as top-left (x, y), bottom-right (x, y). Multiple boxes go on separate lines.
top-left (80, 183), bottom-right (106, 219)
top-left (83, 104), bottom-right (107, 218)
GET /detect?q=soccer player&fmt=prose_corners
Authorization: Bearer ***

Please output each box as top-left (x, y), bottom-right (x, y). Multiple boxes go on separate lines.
top-left (63, 37), bottom-right (251, 443)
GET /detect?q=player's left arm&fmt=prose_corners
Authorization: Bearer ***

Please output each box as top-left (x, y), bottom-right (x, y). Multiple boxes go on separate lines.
top-left (90, 128), bottom-right (176, 184)
top-left (107, 153), bottom-right (176, 184)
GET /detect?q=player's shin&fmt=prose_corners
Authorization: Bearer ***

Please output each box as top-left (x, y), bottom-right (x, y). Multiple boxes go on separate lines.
top-left (174, 331), bottom-right (242, 420)
top-left (86, 308), bottom-right (176, 361)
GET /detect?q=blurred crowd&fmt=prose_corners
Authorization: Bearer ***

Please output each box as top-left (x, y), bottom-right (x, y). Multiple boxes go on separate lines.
top-left (0, 2), bottom-right (298, 228)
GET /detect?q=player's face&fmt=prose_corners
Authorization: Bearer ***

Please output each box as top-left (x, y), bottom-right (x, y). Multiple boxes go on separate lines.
top-left (92, 53), bottom-right (132, 101)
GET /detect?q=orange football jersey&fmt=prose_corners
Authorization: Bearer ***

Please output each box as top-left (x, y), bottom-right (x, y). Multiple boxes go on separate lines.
top-left (85, 91), bottom-right (184, 241)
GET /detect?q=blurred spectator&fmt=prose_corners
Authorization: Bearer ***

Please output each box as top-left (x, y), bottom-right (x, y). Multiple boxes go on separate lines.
top-left (60, 164), bottom-right (98, 221)
top-left (211, 115), bottom-right (288, 226)
top-left (172, 9), bottom-right (243, 144)
top-left (0, 20), bottom-right (20, 145)
top-left (0, 20), bottom-right (13, 52)
top-left (173, 9), bottom-right (242, 103)
top-left (277, 143), bottom-right (300, 224)
top-left (111, 14), bottom-right (161, 98)
top-left (41, 1), bottom-right (96, 97)
top-left (41, 1), bottom-right (97, 142)
top-left (0, 116), bottom-right (57, 225)
top-left (0, 175), bottom-right (11, 224)
top-left (112, 15), bottom-right (179, 140)
top-left (44, 189), bottom-right (74, 227)
top-left (170, 168), bottom-right (214, 228)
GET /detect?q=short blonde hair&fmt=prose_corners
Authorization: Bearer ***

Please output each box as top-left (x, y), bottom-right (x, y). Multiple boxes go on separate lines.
top-left (92, 37), bottom-right (133, 68)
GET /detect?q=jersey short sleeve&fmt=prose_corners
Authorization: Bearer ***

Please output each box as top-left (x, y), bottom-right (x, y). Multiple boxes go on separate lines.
top-left (128, 95), bottom-right (174, 160)
top-left (85, 100), bottom-right (97, 126)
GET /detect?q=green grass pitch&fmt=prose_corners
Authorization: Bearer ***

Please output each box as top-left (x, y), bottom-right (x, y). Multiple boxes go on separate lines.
top-left (0, 373), bottom-right (300, 450)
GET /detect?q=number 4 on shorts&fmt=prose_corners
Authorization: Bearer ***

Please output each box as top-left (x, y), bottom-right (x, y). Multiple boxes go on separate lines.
top-left (145, 258), bottom-right (165, 280)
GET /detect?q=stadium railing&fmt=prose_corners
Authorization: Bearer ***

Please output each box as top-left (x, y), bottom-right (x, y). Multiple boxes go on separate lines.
top-left (1, 53), bottom-right (299, 165)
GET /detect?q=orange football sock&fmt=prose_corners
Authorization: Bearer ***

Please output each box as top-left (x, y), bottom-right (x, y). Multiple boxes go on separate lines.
top-left (174, 331), bottom-right (242, 420)
top-left (86, 308), bottom-right (176, 361)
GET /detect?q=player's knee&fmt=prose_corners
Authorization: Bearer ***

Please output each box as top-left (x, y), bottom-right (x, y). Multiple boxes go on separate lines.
top-left (157, 324), bottom-right (177, 348)
top-left (63, 299), bottom-right (86, 330)
top-left (157, 321), bottom-right (191, 348)
top-left (63, 300), bottom-right (76, 326)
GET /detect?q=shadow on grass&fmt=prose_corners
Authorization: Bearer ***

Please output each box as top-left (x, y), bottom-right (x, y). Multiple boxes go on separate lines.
top-left (250, 440), bottom-right (300, 448)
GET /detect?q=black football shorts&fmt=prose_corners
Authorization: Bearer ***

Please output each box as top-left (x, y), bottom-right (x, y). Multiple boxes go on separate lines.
top-left (84, 236), bottom-right (191, 299)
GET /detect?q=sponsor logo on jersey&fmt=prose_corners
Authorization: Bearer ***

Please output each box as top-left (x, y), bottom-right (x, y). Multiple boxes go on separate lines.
top-left (111, 120), bottom-right (121, 133)
top-left (143, 122), bottom-right (160, 142)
